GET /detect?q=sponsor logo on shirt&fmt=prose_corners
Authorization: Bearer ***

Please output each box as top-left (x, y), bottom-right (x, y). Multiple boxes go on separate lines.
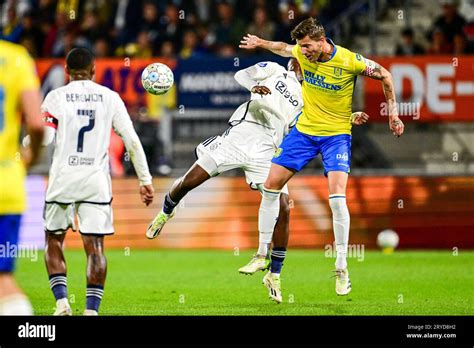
top-left (275, 80), bottom-right (299, 107)
top-left (69, 156), bottom-right (78, 166)
top-left (68, 155), bottom-right (95, 166)
top-left (303, 71), bottom-right (341, 91)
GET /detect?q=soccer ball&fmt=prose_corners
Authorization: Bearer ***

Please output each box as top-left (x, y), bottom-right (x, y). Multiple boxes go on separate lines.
top-left (376, 229), bottom-right (399, 253)
top-left (141, 63), bottom-right (174, 95)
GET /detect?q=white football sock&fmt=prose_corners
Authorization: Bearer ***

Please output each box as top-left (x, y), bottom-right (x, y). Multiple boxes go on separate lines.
top-left (258, 186), bottom-right (281, 256)
top-left (329, 194), bottom-right (350, 270)
top-left (257, 243), bottom-right (268, 257)
top-left (0, 294), bottom-right (33, 315)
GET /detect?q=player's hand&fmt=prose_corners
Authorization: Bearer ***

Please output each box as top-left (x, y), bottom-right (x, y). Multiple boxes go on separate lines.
top-left (389, 116), bottom-right (404, 137)
top-left (351, 111), bottom-right (369, 126)
top-left (140, 185), bottom-right (154, 206)
top-left (239, 34), bottom-right (261, 49)
top-left (251, 86), bottom-right (271, 95)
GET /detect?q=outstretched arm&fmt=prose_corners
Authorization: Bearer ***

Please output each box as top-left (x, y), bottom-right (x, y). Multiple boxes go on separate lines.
top-left (239, 34), bottom-right (294, 57)
top-left (360, 59), bottom-right (404, 137)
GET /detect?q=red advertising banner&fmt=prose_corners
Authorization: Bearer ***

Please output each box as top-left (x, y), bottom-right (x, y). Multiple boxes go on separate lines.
top-left (35, 57), bottom-right (177, 106)
top-left (364, 56), bottom-right (474, 122)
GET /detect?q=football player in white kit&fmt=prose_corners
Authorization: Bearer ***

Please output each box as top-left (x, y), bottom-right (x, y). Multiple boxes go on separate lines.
top-left (146, 59), bottom-right (368, 302)
top-left (40, 48), bottom-right (154, 315)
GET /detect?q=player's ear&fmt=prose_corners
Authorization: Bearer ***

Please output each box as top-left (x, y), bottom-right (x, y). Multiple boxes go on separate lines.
top-left (65, 65), bottom-right (70, 75)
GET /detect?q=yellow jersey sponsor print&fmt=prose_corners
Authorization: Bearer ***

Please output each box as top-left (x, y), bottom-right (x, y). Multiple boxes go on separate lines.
top-left (0, 40), bottom-right (40, 214)
top-left (292, 39), bottom-right (366, 136)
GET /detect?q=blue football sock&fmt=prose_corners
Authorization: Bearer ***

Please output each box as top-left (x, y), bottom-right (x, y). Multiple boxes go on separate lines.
top-left (86, 284), bottom-right (104, 312)
top-left (163, 192), bottom-right (178, 215)
top-left (49, 273), bottom-right (67, 301)
top-left (270, 247), bottom-right (287, 274)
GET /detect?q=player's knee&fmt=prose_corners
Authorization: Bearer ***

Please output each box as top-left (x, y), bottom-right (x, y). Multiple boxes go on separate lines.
top-left (46, 232), bottom-right (64, 243)
top-left (45, 233), bottom-right (65, 253)
top-left (263, 178), bottom-right (284, 191)
top-left (263, 177), bottom-right (278, 189)
top-left (328, 173), bottom-right (348, 194)
top-left (83, 236), bottom-right (104, 255)
top-left (331, 184), bottom-right (346, 194)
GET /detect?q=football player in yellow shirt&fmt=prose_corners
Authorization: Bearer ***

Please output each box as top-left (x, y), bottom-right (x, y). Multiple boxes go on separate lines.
top-left (0, 40), bottom-right (44, 314)
top-left (240, 18), bottom-right (404, 300)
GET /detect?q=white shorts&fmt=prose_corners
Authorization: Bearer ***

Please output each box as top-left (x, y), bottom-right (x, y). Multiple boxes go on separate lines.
top-left (43, 202), bottom-right (114, 235)
top-left (195, 121), bottom-right (289, 194)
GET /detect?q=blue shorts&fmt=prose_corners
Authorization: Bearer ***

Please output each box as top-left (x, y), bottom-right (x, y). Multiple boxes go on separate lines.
top-left (0, 215), bottom-right (22, 272)
top-left (272, 126), bottom-right (352, 176)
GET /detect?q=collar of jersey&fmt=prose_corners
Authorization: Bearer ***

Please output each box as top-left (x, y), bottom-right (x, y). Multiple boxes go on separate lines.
top-left (317, 37), bottom-right (337, 63)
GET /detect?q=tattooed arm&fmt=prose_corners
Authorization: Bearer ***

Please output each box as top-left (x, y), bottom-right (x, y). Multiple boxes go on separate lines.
top-left (360, 59), bottom-right (404, 137)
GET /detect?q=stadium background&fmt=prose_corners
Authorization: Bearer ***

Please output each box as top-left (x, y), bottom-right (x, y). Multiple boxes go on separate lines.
top-left (2, 0), bottom-right (473, 251)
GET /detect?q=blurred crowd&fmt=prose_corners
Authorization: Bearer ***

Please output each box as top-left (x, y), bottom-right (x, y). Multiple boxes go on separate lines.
top-left (395, 0), bottom-right (473, 56)
top-left (0, 0), bottom-right (472, 59)
top-left (0, 0), bottom-right (334, 59)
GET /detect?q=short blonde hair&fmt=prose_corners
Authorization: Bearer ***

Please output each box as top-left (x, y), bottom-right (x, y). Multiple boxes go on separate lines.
top-left (291, 18), bottom-right (325, 41)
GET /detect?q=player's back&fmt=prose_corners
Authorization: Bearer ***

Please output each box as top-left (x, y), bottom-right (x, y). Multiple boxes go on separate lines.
top-left (251, 63), bottom-right (302, 120)
top-left (43, 80), bottom-right (120, 203)
top-left (247, 62), bottom-right (303, 145)
top-left (0, 40), bottom-right (40, 214)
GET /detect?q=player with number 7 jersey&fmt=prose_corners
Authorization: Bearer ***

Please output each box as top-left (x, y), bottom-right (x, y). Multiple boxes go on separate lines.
top-left (41, 63), bottom-right (152, 206)
top-left (39, 48), bottom-right (154, 316)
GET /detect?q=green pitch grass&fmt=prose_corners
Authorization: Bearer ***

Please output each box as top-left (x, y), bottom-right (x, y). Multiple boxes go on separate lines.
top-left (16, 249), bottom-right (474, 315)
